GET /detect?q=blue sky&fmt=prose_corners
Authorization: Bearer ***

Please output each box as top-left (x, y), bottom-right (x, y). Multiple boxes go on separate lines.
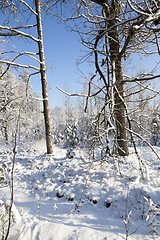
top-left (29, 17), bottom-right (92, 108)
top-left (41, 18), bottom-right (92, 108)
top-left (1, 10), bottom-right (93, 108)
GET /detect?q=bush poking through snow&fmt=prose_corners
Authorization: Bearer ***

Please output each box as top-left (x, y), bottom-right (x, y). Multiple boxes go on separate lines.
top-left (0, 200), bottom-right (21, 225)
top-left (66, 148), bottom-right (75, 159)
top-left (145, 197), bottom-right (160, 234)
top-left (0, 200), bottom-right (6, 224)
top-left (64, 124), bottom-right (79, 149)
top-left (0, 163), bottom-right (7, 183)
top-left (64, 124), bottom-right (79, 159)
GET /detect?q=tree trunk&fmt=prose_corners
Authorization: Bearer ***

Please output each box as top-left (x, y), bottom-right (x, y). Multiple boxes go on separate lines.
top-left (107, 1), bottom-right (129, 156)
top-left (91, 0), bottom-right (129, 155)
top-left (114, 58), bottom-right (129, 156)
top-left (34, 0), bottom-right (53, 154)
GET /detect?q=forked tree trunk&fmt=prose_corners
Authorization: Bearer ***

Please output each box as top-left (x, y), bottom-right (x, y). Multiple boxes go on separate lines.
top-left (35, 0), bottom-right (53, 154)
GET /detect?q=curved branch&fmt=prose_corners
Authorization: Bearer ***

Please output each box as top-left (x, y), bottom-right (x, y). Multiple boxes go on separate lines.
top-left (127, 0), bottom-right (150, 16)
top-left (0, 52), bottom-right (40, 79)
top-left (94, 31), bottom-right (108, 87)
top-left (122, 74), bottom-right (160, 83)
top-left (85, 72), bottom-right (97, 112)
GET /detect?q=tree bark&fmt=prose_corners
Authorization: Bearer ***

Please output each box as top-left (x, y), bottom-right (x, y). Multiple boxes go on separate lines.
top-left (107, 3), bottom-right (129, 156)
top-left (34, 0), bottom-right (53, 154)
top-left (114, 59), bottom-right (129, 156)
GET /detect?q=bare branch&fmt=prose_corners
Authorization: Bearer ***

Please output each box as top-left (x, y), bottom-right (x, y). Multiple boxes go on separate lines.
top-left (0, 25), bottom-right (39, 42)
top-left (122, 74), bottom-right (160, 83)
top-left (127, 0), bottom-right (149, 16)
top-left (0, 52), bottom-right (40, 78)
top-left (56, 86), bottom-right (88, 97)
top-left (28, 96), bottom-right (48, 101)
top-left (11, 24), bottom-right (37, 29)
top-left (84, 71), bottom-right (97, 112)
top-left (0, 60), bottom-right (40, 71)
top-left (26, 71), bottom-right (39, 97)
top-left (135, 81), bottom-right (160, 95)
top-left (19, 0), bottom-right (38, 16)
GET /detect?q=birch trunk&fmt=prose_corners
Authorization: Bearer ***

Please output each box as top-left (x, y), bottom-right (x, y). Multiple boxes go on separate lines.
top-left (34, 0), bottom-right (53, 154)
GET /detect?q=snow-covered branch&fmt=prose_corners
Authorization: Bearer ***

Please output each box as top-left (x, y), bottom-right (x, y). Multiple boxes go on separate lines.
top-left (19, 0), bottom-right (38, 15)
top-left (0, 60), bottom-right (40, 71)
top-left (0, 25), bottom-right (39, 42)
top-left (56, 87), bottom-right (88, 97)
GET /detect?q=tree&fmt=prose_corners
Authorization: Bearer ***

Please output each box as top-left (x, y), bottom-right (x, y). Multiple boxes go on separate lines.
top-left (0, 66), bottom-right (44, 145)
top-left (35, 0), bottom-right (53, 154)
top-left (0, 68), bottom-right (23, 142)
top-left (0, 0), bottom-right (53, 154)
top-left (55, 0), bottom-right (160, 156)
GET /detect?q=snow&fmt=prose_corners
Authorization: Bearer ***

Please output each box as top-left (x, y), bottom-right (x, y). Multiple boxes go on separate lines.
top-left (1, 141), bottom-right (160, 240)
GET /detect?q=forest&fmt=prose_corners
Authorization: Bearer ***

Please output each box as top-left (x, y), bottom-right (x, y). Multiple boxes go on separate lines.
top-left (1, 0), bottom-right (160, 239)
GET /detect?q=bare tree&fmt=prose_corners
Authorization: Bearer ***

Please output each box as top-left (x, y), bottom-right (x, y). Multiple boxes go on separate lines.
top-left (53, 0), bottom-right (160, 156)
top-left (35, 0), bottom-right (53, 154)
top-left (0, 0), bottom-right (53, 154)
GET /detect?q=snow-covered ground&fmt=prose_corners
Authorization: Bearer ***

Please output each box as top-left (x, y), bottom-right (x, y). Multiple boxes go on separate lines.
top-left (1, 140), bottom-right (160, 240)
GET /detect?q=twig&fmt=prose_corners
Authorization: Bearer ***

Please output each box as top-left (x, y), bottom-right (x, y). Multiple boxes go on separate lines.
top-left (110, 171), bottom-right (144, 239)
top-left (72, 162), bottom-right (92, 212)
top-left (128, 224), bottom-right (145, 237)
top-left (125, 126), bottom-right (160, 161)
top-left (4, 100), bottom-right (24, 240)
top-left (56, 86), bottom-right (88, 97)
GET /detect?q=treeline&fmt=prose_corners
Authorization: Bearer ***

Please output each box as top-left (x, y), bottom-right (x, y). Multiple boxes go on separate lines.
top-left (1, 68), bottom-right (160, 157)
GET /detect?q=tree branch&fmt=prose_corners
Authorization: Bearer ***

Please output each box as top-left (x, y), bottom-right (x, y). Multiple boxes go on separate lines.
top-left (0, 60), bottom-right (40, 71)
top-left (0, 25), bottom-right (39, 42)
top-left (19, 0), bottom-right (38, 15)
top-left (56, 86), bottom-right (88, 97)
top-left (122, 74), bottom-right (160, 83)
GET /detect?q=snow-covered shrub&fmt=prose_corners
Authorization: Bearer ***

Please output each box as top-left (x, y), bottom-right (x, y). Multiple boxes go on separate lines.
top-left (145, 197), bottom-right (160, 234)
top-left (66, 148), bottom-right (75, 159)
top-left (4, 200), bottom-right (21, 223)
top-left (0, 200), bottom-right (21, 238)
top-left (150, 113), bottom-right (160, 146)
top-left (86, 122), bottom-right (103, 159)
top-left (0, 200), bottom-right (21, 224)
top-left (64, 124), bottom-right (79, 158)
top-left (0, 163), bottom-right (7, 183)
top-left (53, 132), bottom-right (64, 145)
top-left (77, 115), bottom-right (91, 147)
top-left (0, 200), bottom-right (6, 224)
top-left (64, 124), bottom-right (79, 148)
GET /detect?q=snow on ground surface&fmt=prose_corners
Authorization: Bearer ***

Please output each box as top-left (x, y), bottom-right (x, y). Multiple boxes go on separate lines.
top-left (1, 140), bottom-right (160, 239)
